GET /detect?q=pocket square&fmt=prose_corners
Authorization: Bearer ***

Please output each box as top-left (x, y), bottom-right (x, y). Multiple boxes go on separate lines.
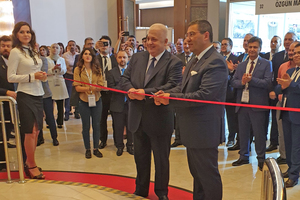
top-left (191, 70), bottom-right (198, 76)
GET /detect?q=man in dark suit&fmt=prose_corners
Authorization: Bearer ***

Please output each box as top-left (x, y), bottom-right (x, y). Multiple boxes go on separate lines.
top-left (0, 35), bottom-right (17, 170)
top-left (261, 35), bottom-right (282, 61)
top-left (175, 38), bottom-right (184, 55)
top-left (120, 23), bottom-right (182, 200)
top-left (221, 37), bottom-right (239, 147)
top-left (155, 20), bottom-right (227, 200)
top-left (107, 50), bottom-right (133, 156)
top-left (171, 37), bottom-right (195, 148)
top-left (96, 35), bottom-right (118, 149)
top-left (231, 37), bottom-right (272, 171)
top-left (276, 43), bottom-right (300, 187)
top-left (266, 32), bottom-right (297, 153)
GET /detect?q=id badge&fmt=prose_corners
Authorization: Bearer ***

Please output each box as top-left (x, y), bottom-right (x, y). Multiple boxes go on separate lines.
top-left (241, 89), bottom-right (249, 103)
top-left (102, 80), bottom-right (108, 91)
top-left (88, 94), bottom-right (96, 107)
top-left (54, 76), bottom-right (60, 86)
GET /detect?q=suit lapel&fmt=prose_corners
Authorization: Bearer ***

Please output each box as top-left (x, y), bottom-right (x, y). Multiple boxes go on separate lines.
top-left (251, 57), bottom-right (262, 76)
top-left (138, 52), bottom-right (149, 88)
top-left (144, 51), bottom-right (169, 87)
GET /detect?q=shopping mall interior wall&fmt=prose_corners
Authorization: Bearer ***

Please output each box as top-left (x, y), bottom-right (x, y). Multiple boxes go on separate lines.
top-left (207, 0), bottom-right (220, 42)
top-left (29, 0), bottom-right (117, 48)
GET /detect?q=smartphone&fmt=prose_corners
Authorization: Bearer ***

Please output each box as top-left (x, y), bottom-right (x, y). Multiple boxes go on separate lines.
top-left (102, 41), bottom-right (109, 46)
top-left (123, 31), bottom-right (129, 36)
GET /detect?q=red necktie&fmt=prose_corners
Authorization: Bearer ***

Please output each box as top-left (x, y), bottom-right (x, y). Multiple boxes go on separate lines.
top-left (249, 61), bottom-right (254, 74)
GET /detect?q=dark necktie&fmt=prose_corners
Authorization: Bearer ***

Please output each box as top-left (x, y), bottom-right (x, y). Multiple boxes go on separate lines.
top-left (284, 52), bottom-right (289, 62)
top-left (190, 57), bottom-right (199, 70)
top-left (23, 47), bottom-right (38, 65)
top-left (185, 55), bottom-right (190, 64)
top-left (103, 56), bottom-right (107, 67)
top-left (144, 57), bottom-right (156, 86)
top-left (121, 68), bottom-right (126, 102)
top-left (249, 61), bottom-right (254, 74)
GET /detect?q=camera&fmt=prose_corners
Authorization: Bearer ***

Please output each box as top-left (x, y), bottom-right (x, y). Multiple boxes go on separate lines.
top-left (123, 31), bottom-right (129, 36)
top-left (102, 41), bottom-right (109, 46)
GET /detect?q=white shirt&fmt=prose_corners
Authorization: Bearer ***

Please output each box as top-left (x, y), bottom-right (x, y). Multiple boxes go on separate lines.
top-left (196, 45), bottom-right (213, 61)
top-left (246, 56), bottom-right (259, 74)
top-left (146, 50), bottom-right (165, 73)
top-left (185, 52), bottom-right (193, 63)
top-left (7, 47), bottom-right (44, 96)
top-left (1, 55), bottom-right (8, 66)
top-left (63, 51), bottom-right (78, 74)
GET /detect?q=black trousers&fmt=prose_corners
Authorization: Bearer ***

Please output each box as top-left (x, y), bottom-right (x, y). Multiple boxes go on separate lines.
top-left (134, 124), bottom-right (172, 197)
top-left (187, 147), bottom-right (222, 200)
top-left (174, 110), bottom-right (181, 143)
top-left (100, 91), bottom-right (112, 144)
top-left (225, 105), bottom-right (239, 142)
top-left (269, 99), bottom-right (279, 145)
top-left (55, 100), bottom-right (64, 126)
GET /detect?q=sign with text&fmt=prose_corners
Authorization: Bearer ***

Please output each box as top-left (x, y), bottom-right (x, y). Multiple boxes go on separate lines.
top-left (256, 0), bottom-right (300, 15)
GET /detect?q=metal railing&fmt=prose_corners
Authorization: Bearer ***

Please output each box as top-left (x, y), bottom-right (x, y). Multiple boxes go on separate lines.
top-left (261, 157), bottom-right (286, 200)
top-left (0, 96), bottom-right (25, 183)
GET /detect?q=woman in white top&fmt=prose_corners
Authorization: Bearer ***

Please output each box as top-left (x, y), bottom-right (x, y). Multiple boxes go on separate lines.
top-left (7, 22), bottom-right (47, 179)
top-left (47, 43), bottom-right (69, 128)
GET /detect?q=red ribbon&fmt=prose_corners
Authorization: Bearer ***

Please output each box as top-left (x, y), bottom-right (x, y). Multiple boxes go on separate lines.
top-left (65, 78), bottom-right (300, 112)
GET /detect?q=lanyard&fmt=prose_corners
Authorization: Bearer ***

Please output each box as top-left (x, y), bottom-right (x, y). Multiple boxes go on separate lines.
top-left (291, 67), bottom-right (300, 82)
top-left (84, 67), bottom-right (93, 84)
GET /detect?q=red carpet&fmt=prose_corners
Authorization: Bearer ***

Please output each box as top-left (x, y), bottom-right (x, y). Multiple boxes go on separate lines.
top-left (0, 171), bottom-right (192, 200)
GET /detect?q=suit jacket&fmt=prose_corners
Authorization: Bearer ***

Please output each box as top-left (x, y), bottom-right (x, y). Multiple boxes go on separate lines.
top-left (176, 52), bottom-right (195, 66)
top-left (97, 54), bottom-right (118, 78)
top-left (275, 68), bottom-right (300, 124)
top-left (107, 66), bottom-right (127, 113)
top-left (226, 53), bottom-right (238, 102)
top-left (120, 51), bottom-right (182, 134)
top-left (0, 56), bottom-right (15, 119)
top-left (231, 56), bottom-right (273, 112)
top-left (272, 50), bottom-right (286, 90)
top-left (261, 52), bottom-right (271, 61)
top-left (167, 46), bottom-right (228, 149)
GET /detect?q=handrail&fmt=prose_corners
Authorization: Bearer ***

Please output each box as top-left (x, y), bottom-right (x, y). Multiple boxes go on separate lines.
top-left (260, 157), bottom-right (286, 200)
top-left (0, 96), bottom-right (25, 183)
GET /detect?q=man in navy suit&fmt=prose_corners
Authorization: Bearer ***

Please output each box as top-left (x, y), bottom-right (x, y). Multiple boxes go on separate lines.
top-left (275, 43), bottom-right (300, 187)
top-left (154, 20), bottom-right (227, 200)
top-left (261, 35), bottom-right (282, 61)
top-left (266, 32), bottom-right (297, 153)
top-left (106, 50), bottom-right (133, 156)
top-left (221, 37), bottom-right (239, 147)
top-left (231, 37), bottom-right (272, 171)
top-left (120, 23), bottom-right (182, 200)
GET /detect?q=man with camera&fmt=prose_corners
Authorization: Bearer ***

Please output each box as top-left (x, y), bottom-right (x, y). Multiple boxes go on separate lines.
top-left (96, 36), bottom-right (118, 149)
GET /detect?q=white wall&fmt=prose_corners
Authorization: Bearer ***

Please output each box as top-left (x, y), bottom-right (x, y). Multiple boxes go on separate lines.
top-left (30, 0), bottom-right (117, 48)
top-left (207, 0), bottom-right (220, 42)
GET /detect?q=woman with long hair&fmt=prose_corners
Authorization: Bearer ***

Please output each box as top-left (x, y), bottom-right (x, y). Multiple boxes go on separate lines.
top-left (46, 43), bottom-right (69, 128)
top-left (39, 45), bottom-right (49, 57)
top-left (57, 42), bottom-right (65, 57)
top-left (73, 48), bottom-right (104, 159)
top-left (7, 21), bottom-right (47, 179)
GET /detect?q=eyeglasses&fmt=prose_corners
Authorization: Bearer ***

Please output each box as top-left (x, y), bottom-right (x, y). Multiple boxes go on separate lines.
top-left (185, 31), bottom-right (200, 38)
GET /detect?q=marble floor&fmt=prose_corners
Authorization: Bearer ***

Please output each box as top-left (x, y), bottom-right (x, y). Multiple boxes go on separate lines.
top-left (1, 114), bottom-right (300, 200)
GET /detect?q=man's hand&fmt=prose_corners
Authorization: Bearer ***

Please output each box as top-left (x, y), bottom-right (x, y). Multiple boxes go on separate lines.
top-left (154, 92), bottom-right (170, 105)
top-left (277, 73), bottom-right (292, 90)
top-left (241, 73), bottom-right (252, 85)
top-left (226, 60), bottom-right (238, 71)
top-left (127, 88), bottom-right (145, 100)
top-left (6, 90), bottom-right (17, 100)
top-left (119, 31), bottom-right (125, 39)
top-left (269, 91), bottom-right (276, 100)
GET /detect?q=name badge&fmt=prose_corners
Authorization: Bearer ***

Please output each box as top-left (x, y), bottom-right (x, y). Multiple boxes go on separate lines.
top-left (241, 89), bottom-right (249, 103)
top-left (53, 76), bottom-right (60, 86)
top-left (88, 94), bottom-right (96, 107)
top-left (102, 80), bottom-right (108, 91)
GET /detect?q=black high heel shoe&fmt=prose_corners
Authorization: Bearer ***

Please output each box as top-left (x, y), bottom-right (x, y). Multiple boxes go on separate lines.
top-left (24, 164), bottom-right (42, 177)
top-left (25, 166), bottom-right (45, 179)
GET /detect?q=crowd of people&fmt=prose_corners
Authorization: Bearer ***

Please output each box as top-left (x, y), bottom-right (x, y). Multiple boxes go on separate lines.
top-left (0, 19), bottom-right (300, 200)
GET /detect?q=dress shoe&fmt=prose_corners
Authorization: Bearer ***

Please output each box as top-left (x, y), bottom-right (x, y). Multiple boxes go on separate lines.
top-left (99, 142), bottom-right (107, 149)
top-left (159, 195), bottom-right (169, 200)
top-left (69, 112), bottom-right (73, 115)
top-left (53, 139), bottom-right (59, 146)
top-left (228, 143), bottom-right (240, 151)
top-left (46, 125), bottom-right (50, 129)
top-left (276, 156), bottom-right (287, 165)
top-left (37, 139), bottom-right (45, 146)
top-left (7, 143), bottom-right (16, 148)
top-left (85, 150), bottom-right (92, 159)
top-left (285, 178), bottom-right (298, 188)
top-left (64, 117), bottom-right (69, 121)
top-left (93, 149), bottom-right (103, 158)
top-left (258, 161), bottom-right (264, 171)
top-left (116, 148), bottom-right (123, 156)
top-left (74, 113), bottom-right (80, 119)
top-left (57, 125), bottom-right (63, 129)
top-left (127, 146), bottom-right (134, 155)
top-left (282, 171), bottom-right (289, 178)
top-left (232, 158), bottom-right (249, 166)
top-left (226, 140), bottom-right (234, 147)
top-left (170, 141), bottom-right (182, 148)
top-left (266, 144), bottom-right (278, 152)
top-left (133, 192), bottom-right (148, 198)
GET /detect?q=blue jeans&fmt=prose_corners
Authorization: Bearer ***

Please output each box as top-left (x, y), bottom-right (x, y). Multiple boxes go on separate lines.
top-left (78, 99), bottom-right (102, 150)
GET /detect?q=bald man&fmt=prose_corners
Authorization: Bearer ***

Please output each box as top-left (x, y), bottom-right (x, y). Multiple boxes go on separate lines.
top-left (120, 23), bottom-right (182, 200)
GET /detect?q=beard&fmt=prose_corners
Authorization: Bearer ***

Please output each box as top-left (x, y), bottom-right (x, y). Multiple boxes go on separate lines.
top-left (1, 51), bottom-right (9, 59)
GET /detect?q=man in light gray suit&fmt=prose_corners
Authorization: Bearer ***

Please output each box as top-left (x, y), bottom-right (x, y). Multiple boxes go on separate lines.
top-left (120, 23), bottom-right (182, 200)
top-left (154, 20), bottom-right (227, 200)
top-left (231, 37), bottom-right (272, 170)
